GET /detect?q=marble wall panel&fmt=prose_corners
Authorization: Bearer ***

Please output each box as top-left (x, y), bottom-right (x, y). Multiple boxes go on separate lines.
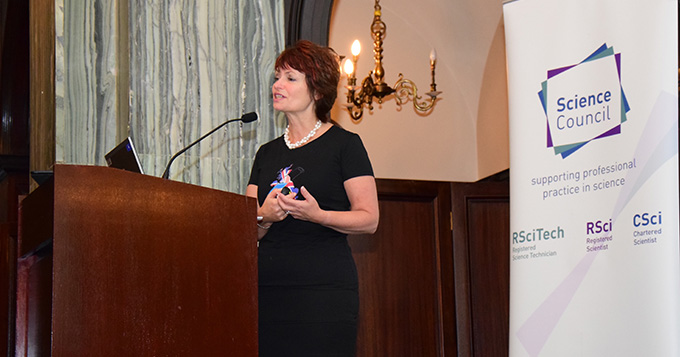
top-left (56, 0), bottom-right (285, 194)
top-left (56, 0), bottom-right (120, 166)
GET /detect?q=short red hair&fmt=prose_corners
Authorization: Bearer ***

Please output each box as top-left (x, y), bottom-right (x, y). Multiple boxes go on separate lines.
top-left (275, 40), bottom-right (340, 122)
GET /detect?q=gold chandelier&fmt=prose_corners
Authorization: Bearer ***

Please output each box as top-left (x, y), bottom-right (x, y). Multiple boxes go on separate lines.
top-left (342, 0), bottom-right (442, 121)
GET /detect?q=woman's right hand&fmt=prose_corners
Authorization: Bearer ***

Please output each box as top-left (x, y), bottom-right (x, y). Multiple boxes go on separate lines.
top-left (258, 188), bottom-right (290, 223)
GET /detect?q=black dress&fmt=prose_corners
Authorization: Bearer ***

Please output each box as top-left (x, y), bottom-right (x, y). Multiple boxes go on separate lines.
top-left (248, 125), bottom-right (374, 356)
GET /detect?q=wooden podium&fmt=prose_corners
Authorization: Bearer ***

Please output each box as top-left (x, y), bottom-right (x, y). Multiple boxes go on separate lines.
top-left (16, 164), bottom-right (258, 356)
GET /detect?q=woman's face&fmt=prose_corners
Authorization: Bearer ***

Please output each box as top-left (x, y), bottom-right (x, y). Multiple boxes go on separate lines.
top-left (272, 66), bottom-right (316, 117)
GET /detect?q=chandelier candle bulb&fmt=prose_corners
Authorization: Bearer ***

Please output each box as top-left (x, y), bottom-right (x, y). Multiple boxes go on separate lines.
top-left (351, 40), bottom-right (361, 57)
top-left (430, 49), bottom-right (437, 65)
top-left (343, 58), bottom-right (354, 77)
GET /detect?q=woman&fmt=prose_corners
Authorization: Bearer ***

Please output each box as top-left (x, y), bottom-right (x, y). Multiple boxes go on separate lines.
top-left (246, 40), bottom-right (379, 356)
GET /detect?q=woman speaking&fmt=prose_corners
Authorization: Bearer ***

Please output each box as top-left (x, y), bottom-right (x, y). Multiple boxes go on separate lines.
top-left (246, 40), bottom-right (379, 356)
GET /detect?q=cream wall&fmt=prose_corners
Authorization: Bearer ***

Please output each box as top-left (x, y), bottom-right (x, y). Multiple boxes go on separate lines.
top-left (329, 0), bottom-right (509, 182)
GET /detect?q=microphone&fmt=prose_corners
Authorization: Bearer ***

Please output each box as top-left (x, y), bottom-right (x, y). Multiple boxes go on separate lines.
top-left (161, 112), bottom-right (258, 179)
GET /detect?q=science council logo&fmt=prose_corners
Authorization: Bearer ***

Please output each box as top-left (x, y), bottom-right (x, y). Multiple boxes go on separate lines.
top-left (538, 43), bottom-right (630, 159)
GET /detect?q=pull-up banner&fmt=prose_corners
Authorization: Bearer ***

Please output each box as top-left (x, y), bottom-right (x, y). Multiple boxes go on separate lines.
top-left (503, 0), bottom-right (679, 356)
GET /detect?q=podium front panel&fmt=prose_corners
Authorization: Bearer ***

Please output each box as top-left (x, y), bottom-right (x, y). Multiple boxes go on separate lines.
top-left (42, 165), bottom-right (257, 356)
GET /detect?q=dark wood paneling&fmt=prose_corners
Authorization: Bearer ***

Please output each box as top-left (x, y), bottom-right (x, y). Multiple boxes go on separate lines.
top-left (0, 0), bottom-right (30, 156)
top-left (0, 223), bottom-right (16, 356)
top-left (15, 249), bottom-right (52, 357)
top-left (0, 157), bottom-right (29, 224)
top-left (29, 0), bottom-right (56, 189)
top-left (0, 157), bottom-right (29, 356)
top-left (349, 179), bottom-right (455, 356)
top-left (452, 181), bottom-right (510, 356)
top-left (1, 0), bottom-right (31, 349)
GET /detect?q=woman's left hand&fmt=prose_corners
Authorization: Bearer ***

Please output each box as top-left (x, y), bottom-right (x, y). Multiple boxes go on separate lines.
top-left (277, 186), bottom-right (327, 224)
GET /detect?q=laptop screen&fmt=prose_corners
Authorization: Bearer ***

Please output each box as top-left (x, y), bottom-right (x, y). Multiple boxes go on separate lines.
top-left (104, 137), bottom-right (144, 174)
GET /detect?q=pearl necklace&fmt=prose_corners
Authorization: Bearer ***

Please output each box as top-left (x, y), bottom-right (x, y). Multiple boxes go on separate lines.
top-left (284, 120), bottom-right (322, 149)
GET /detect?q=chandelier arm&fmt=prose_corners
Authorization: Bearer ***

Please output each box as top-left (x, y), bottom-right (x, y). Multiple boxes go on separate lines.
top-left (347, 89), bottom-right (363, 108)
top-left (347, 104), bottom-right (364, 121)
top-left (393, 75), bottom-right (437, 112)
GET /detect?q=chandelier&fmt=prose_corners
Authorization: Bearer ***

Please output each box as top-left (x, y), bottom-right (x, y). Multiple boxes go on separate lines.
top-left (342, 0), bottom-right (442, 121)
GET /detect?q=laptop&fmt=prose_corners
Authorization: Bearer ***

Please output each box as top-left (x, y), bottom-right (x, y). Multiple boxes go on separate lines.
top-left (105, 137), bottom-right (144, 174)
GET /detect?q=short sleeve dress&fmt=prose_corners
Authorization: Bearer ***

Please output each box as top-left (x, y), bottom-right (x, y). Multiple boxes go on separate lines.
top-left (248, 124), bottom-right (373, 356)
